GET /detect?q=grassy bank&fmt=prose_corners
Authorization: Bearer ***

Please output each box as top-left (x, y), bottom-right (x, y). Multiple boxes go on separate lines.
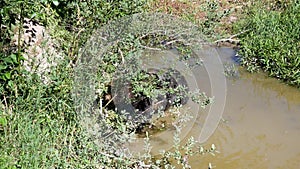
top-left (0, 1), bottom-right (149, 168)
top-left (233, 0), bottom-right (300, 87)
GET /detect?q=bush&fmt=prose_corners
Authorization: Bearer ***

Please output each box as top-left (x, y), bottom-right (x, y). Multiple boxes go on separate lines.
top-left (0, 1), bottom-right (216, 168)
top-left (234, 0), bottom-right (300, 87)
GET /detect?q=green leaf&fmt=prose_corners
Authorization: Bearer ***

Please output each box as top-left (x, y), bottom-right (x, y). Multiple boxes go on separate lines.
top-left (0, 65), bottom-right (7, 71)
top-left (3, 57), bottom-right (13, 64)
top-left (0, 117), bottom-right (7, 127)
top-left (19, 55), bottom-right (25, 61)
top-left (10, 54), bottom-right (17, 64)
top-left (8, 80), bottom-right (13, 88)
top-left (4, 72), bottom-right (11, 80)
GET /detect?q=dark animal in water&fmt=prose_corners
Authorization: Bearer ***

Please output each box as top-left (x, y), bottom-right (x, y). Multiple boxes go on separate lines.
top-left (101, 68), bottom-right (189, 125)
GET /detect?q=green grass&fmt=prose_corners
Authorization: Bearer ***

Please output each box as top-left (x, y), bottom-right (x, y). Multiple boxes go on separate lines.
top-left (0, 1), bottom-right (148, 168)
top-left (0, 1), bottom-right (216, 168)
top-left (1, 61), bottom-right (79, 168)
top-left (234, 0), bottom-right (300, 87)
top-left (0, 59), bottom-right (140, 168)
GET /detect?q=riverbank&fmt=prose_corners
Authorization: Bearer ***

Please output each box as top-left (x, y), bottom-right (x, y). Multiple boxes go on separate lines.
top-left (150, 0), bottom-right (300, 88)
top-left (1, 1), bottom-right (299, 168)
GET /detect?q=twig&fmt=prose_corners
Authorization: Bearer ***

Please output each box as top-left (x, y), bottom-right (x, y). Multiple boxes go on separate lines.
top-left (103, 95), bottom-right (117, 109)
top-left (214, 29), bottom-right (251, 44)
top-left (228, 29), bottom-right (250, 39)
top-left (75, 28), bottom-right (85, 39)
top-left (140, 45), bottom-right (161, 51)
top-left (118, 48), bottom-right (125, 64)
top-left (164, 39), bottom-right (184, 45)
top-left (3, 95), bottom-right (8, 110)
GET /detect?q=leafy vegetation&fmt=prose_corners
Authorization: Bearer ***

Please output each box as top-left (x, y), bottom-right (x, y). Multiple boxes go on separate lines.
top-left (234, 0), bottom-right (300, 87)
top-left (2, 0), bottom-right (298, 168)
top-left (0, 0), bottom-right (217, 168)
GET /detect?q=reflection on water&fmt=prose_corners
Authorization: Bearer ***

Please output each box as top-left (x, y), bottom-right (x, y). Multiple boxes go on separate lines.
top-left (187, 47), bottom-right (300, 169)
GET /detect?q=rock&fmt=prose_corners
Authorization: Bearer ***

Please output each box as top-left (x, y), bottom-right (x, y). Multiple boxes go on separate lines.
top-left (11, 18), bottom-right (63, 83)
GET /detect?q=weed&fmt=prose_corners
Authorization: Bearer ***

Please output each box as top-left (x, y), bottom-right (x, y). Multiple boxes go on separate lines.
top-left (234, 0), bottom-right (300, 87)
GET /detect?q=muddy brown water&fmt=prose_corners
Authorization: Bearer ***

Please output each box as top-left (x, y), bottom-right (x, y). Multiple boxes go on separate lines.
top-left (187, 48), bottom-right (300, 169)
top-left (128, 47), bottom-right (300, 169)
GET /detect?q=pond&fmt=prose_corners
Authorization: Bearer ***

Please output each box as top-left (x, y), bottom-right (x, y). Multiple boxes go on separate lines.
top-left (187, 47), bottom-right (300, 168)
top-left (127, 47), bottom-right (300, 168)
